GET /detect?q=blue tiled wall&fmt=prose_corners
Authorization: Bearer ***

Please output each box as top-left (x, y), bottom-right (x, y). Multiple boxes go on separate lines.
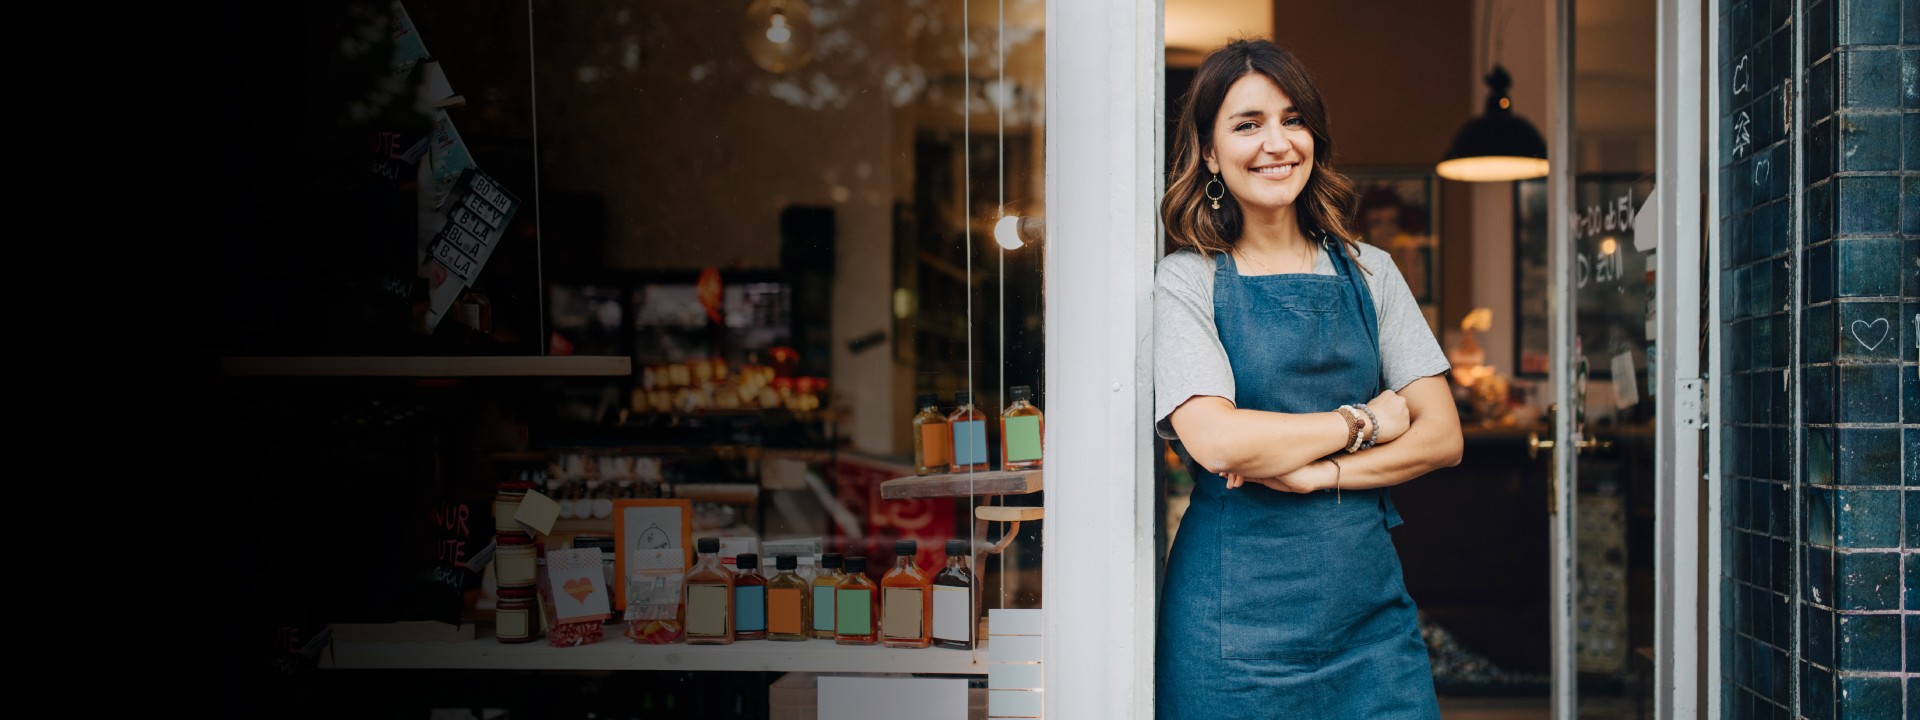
top-left (1721, 0), bottom-right (1800, 713)
top-left (1722, 0), bottom-right (1916, 718)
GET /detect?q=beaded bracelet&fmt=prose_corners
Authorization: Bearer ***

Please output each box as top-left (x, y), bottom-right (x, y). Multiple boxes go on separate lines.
top-left (1334, 405), bottom-right (1364, 453)
top-left (1353, 403), bottom-right (1380, 451)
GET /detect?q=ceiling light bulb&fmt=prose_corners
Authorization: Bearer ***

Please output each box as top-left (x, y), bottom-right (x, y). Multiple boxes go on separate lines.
top-left (741, 0), bottom-right (814, 74)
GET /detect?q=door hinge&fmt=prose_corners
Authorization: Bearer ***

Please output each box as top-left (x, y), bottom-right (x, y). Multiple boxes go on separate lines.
top-left (1677, 378), bottom-right (1705, 429)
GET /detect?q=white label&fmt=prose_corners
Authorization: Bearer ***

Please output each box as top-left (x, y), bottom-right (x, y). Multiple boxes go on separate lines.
top-left (989, 663), bottom-right (1044, 691)
top-left (933, 585), bottom-right (970, 643)
top-left (495, 609), bottom-right (528, 639)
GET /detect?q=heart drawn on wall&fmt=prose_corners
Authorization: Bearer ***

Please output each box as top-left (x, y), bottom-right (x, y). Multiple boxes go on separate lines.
top-left (563, 577), bottom-right (595, 603)
top-left (1850, 317), bottom-right (1889, 351)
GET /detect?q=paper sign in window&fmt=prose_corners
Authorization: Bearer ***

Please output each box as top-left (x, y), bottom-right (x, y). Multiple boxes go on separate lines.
top-left (1004, 416), bottom-right (1043, 462)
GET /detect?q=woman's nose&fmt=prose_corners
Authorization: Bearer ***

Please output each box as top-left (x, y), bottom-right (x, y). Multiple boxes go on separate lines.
top-left (1261, 127), bottom-right (1292, 154)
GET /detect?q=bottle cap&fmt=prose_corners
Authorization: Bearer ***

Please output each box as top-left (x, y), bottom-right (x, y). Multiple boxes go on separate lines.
top-left (895, 539), bottom-right (917, 556)
top-left (916, 393), bottom-right (938, 409)
top-left (821, 552), bottom-right (843, 568)
top-left (697, 537), bottom-right (720, 553)
top-left (954, 390), bottom-right (972, 404)
top-left (737, 553), bottom-right (759, 570)
top-left (1010, 385), bottom-right (1032, 402)
top-left (776, 554), bottom-right (797, 570)
top-left (946, 539), bottom-right (966, 556)
top-left (845, 556), bottom-right (867, 573)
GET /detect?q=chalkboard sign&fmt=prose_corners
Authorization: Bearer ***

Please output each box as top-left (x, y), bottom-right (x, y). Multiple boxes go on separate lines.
top-left (417, 498), bottom-right (494, 624)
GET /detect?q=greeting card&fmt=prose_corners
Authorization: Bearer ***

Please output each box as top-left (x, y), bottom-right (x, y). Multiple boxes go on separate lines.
top-left (544, 547), bottom-right (612, 624)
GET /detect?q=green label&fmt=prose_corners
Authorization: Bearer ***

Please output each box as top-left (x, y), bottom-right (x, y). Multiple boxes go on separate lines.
top-left (836, 589), bottom-right (872, 635)
top-left (1005, 416), bottom-right (1043, 462)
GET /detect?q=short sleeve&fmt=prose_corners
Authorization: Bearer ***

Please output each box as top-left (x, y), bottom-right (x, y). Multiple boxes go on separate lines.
top-left (1153, 251), bottom-right (1236, 440)
top-left (1362, 247), bottom-right (1453, 391)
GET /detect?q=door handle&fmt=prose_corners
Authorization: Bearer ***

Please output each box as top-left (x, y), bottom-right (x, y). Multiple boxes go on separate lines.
top-left (1527, 432), bottom-right (1615, 460)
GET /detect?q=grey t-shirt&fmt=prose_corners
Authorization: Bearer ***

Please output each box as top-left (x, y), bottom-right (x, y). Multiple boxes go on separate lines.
top-left (1153, 242), bottom-right (1452, 440)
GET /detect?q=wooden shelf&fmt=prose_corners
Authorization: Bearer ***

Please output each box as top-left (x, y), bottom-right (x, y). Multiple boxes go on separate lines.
top-left (975, 506), bottom-right (1044, 522)
top-left (880, 470), bottom-right (1042, 500)
top-left (220, 356), bottom-right (631, 378)
top-left (325, 628), bottom-right (989, 674)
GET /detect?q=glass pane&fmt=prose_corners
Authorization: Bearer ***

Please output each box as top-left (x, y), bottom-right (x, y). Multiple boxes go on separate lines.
top-left (1568, 0), bottom-right (1657, 715)
top-left (221, 0), bottom-right (1045, 715)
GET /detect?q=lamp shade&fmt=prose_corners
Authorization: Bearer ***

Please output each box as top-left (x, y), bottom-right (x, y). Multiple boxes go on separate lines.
top-left (1437, 65), bottom-right (1549, 182)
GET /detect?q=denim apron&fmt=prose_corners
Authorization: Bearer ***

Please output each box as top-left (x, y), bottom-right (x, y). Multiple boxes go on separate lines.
top-left (1156, 238), bottom-right (1439, 719)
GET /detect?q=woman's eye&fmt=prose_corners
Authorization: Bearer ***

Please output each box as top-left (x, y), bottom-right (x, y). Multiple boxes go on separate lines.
top-left (1282, 116), bottom-right (1305, 127)
top-left (1235, 122), bottom-right (1258, 132)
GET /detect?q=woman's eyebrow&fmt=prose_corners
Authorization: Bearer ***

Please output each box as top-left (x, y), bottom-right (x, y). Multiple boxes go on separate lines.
top-left (1225, 105), bottom-right (1296, 120)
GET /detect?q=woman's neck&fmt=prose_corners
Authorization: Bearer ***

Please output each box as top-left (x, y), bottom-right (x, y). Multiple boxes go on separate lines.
top-left (1235, 205), bottom-right (1310, 256)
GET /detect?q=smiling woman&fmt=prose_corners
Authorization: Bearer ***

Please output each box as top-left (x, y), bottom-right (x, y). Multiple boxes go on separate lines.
top-left (1153, 38), bottom-right (1462, 720)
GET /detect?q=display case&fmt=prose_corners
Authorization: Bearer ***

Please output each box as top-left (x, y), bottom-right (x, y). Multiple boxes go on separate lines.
top-left (217, 2), bottom-right (1053, 717)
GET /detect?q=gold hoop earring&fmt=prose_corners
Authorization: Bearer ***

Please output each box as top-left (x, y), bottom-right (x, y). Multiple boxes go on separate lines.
top-left (1205, 174), bottom-right (1225, 210)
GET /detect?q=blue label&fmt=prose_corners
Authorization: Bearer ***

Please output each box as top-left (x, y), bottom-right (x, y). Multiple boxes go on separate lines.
top-left (735, 586), bottom-right (766, 632)
top-left (953, 420), bottom-right (988, 465)
top-left (813, 586), bottom-right (836, 631)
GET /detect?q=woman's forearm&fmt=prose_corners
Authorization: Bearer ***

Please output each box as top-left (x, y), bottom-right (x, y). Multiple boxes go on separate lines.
top-left (1324, 411), bottom-right (1463, 490)
top-left (1171, 398), bottom-right (1353, 479)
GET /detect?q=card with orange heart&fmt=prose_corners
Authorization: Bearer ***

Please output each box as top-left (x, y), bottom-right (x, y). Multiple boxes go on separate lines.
top-left (544, 547), bottom-right (612, 625)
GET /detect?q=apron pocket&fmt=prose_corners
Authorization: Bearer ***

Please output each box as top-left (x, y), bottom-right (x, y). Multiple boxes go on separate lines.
top-left (1217, 496), bottom-right (1411, 660)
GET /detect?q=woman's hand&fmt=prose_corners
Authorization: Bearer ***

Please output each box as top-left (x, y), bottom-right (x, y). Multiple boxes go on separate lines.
top-left (1223, 460), bottom-right (1337, 494)
top-left (1363, 389), bottom-right (1410, 445)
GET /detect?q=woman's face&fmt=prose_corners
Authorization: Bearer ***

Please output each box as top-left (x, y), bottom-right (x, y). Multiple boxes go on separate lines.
top-left (1204, 74), bottom-right (1315, 217)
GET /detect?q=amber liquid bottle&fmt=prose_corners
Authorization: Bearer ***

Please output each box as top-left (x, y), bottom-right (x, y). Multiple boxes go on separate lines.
top-left (932, 538), bottom-right (975, 649)
top-left (733, 553), bottom-right (768, 641)
top-left (766, 554), bottom-right (810, 641)
top-left (880, 539), bottom-right (933, 648)
top-left (1000, 384), bottom-right (1044, 470)
top-left (948, 391), bottom-right (991, 472)
top-left (811, 553), bottom-right (846, 639)
top-left (834, 557), bottom-right (880, 645)
top-left (912, 393), bottom-right (951, 475)
top-left (683, 537), bottom-right (736, 645)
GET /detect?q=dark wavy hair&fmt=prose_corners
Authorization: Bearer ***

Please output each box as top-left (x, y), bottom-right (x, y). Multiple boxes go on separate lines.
top-left (1160, 39), bottom-right (1363, 268)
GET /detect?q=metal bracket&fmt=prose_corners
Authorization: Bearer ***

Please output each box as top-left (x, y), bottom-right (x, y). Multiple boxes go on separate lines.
top-left (1676, 378), bottom-right (1705, 429)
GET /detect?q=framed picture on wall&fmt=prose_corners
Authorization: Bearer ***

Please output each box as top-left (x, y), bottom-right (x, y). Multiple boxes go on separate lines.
top-left (1345, 170), bottom-right (1441, 332)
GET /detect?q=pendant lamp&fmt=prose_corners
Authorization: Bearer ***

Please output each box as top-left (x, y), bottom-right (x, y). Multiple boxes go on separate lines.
top-left (1437, 65), bottom-right (1549, 182)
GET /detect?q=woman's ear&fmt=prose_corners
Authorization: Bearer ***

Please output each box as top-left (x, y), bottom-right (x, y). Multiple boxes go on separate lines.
top-left (1202, 149), bottom-right (1218, 175)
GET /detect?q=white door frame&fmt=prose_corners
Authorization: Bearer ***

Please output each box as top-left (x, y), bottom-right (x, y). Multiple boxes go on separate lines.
top-left (1043, 1), bottom-right (1163, 718)
top-left (1547, 0), bottom-right (1709, 717)
top-left (1651, 0), bottom-right (1707, 716)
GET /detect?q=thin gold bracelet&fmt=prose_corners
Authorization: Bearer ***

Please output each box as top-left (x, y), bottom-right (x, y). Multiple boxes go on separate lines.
top-left (1328, 457), bottom-right (1342, 504)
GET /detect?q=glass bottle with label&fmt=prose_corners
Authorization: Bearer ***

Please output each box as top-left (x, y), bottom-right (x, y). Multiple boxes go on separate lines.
top-left (766, 554), bottom-right (811, 641)
top-left (932, 539), bottom-right (974, 649)
top-left (683, 537), bottom-right (736, 645)
top-left (733, 553), bottom-right (768, 641)
top-left (947, 391), bottom-right (991, 472)
top-left (912, 393), bottom-right (951, 475)
top-left (879, 539), bottom-right (933, 649)
top-left (1000, 384), bottom-right (1044, 470)
top-left (834, 557), bottom-right (879, 645)
top-left (811, 552), bottom-right (846, 639)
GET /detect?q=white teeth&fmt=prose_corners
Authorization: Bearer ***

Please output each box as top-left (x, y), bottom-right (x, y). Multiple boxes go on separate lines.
top-left (1252, 164), bottom-right (1295, 175)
